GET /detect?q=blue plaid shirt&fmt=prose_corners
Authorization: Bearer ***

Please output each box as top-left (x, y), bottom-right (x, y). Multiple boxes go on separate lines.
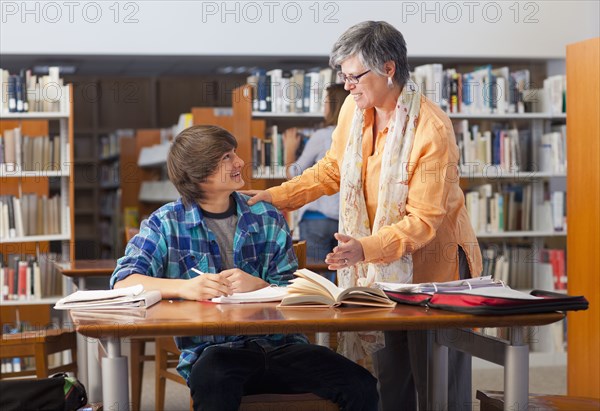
top-left (110, 192), bottom-right (308, 382)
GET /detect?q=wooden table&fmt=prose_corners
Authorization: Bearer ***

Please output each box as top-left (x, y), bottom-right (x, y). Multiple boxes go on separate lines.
top-left (70, 301), bottom-right (564, 411)
top-left (55, 259), bottom-right (116, 403)
top-left (55, 259), bottom-right (117, 289)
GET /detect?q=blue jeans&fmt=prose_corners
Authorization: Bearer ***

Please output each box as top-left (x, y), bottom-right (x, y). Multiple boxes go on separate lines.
top-left (189, 342), bottom-right (379, 411)
top-left (299, 217), bottom-right (338, 282)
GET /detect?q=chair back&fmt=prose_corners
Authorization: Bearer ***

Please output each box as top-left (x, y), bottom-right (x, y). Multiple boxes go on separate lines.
top-left (293, 241), bottom-right (306, 269)
top-left (125, 227), bottom-right (140, 243)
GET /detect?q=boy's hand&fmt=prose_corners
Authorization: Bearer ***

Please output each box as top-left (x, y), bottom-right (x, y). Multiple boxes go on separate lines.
top-left (220, 268), bottom-right (269, 293)
top-left (241, 190), bottom-right (272, 206)
top-left (180, 274), bottom-right (233, 301)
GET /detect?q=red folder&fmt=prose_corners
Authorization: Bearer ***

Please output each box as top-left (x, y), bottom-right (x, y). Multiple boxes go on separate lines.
top-left (385, 289), bottom-right (588, 315)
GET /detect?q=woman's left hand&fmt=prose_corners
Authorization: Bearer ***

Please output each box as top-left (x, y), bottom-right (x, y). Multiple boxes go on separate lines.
top-left (325, 233), bottom-right (365, 270)
top-left (219, 268), bottom-right (269, 293)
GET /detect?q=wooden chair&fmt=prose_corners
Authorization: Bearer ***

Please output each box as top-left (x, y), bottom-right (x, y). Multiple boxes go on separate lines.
top-left (476, 390), bottom-right (600, 411)
top-left (154, 240), bottom-right (339, 411)
top-left (0, 329), bottom-right (78, 379)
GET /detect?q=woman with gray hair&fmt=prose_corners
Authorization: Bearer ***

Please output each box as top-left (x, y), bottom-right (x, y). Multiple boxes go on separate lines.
top-left (247, 21), bottom-right (482, 410)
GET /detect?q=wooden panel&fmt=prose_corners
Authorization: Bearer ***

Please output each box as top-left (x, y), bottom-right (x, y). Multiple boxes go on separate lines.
top-left (0, 120), bottom-right (49, 136)
top-left (0, 304), bottom-right (51, 330)
top-left (566, 37), bottom-right (600, 399)
top-left (99, 78), bottom-right (154, 129)
top-left (157, 75), bottom-right (245, 127)
top-left (191, 107), bottom-right (235, 132)
top-left (120, 136), bottom-right (141, 211)
top-left (232, 85), bottom-right (254, 189)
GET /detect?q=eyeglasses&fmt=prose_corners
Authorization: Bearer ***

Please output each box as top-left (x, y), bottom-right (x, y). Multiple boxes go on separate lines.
top-left (337, 69), bottom-right (371, 84)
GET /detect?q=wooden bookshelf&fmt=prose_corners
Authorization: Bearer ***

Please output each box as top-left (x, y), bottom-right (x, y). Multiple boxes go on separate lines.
top-left (0, 85), bottom-right (75, 303)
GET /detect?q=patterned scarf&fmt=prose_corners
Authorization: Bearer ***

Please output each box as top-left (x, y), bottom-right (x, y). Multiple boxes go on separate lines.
top-left (337, 85), bottom-right (421, 360)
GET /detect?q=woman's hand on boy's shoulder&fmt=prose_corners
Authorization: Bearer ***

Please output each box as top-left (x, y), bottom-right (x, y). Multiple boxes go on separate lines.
top-left (220, 268), bottom-right (269, 293)
top-left (241, 190), bottom-right (272, 206)
top-left (179, 273), bottom-right (233, 301)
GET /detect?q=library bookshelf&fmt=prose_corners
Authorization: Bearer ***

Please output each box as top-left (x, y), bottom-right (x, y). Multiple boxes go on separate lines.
top-left (0, 85), bottom-right (75, 310)
top-left (228, 63), bottom-right (569, 363)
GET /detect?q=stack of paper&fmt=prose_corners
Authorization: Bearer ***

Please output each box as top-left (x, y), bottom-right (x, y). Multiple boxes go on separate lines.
top-left (374, 276), bottom-right (503, 294)
top-left (54, 284), bottom-right (162, 310)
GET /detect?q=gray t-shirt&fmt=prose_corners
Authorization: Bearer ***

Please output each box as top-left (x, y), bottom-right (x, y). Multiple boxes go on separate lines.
top-left (201, 197), bottom-right (238, 270)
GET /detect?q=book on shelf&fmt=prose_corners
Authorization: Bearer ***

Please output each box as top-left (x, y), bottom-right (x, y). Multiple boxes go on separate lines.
top-left (409, 63), bottom-right (567, 116)
top-left (54, 284), bottom-right (161, 310)
top-left (0, 67), bottom-right (65, 114)
top-left (278, 268), bottom-right (396, 308)
top-left (0, 252), bottom-right (61, 301)
top-left (211, 285), bottom-right (289, 304)
top-left (1, 127), bottom-right (62, 173)
top-left (247, 67), bottom-right (336, 115)
top-left (0, 193), bottom-right (62, 239)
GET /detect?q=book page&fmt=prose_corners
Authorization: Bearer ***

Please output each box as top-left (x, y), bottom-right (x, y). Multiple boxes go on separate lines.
top-left (212, 285), bottom-right (288, 304)
top-left (338, 287), bottom-right (396, 307)
top-left (294, 268), bottom-right (343, 299)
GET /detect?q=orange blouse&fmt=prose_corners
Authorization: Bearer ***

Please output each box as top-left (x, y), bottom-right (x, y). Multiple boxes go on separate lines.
top-left (268, 95), bottom-right (483, 283)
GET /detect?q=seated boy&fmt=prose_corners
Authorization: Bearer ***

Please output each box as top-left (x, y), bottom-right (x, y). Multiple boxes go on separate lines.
top-left (110, 125), bottom-right (378, 411)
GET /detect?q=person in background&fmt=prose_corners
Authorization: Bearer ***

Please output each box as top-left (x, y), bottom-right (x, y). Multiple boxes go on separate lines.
top-left (247, 21), bottom-right (483, 411)
top-left (110, 125), bottom-right (379, 411)
top-left (283, 83), bottom-right (349, 280)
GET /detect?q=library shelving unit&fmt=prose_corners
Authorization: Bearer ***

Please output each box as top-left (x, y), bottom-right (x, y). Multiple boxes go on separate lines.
top-left (0, 84), bottom-right (75, 308)
top-left (457, 111), bottom-right (568, 367)
top-left (98, 129), bottom-right (134, 259)
top-left (230, 84), bottom-right (325, 191)
top-left (231, 65), bottom-right (569, 364)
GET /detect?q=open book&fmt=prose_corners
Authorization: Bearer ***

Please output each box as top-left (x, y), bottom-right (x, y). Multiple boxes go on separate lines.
top-left (278, 269), bottom-right (396, 308)
top-left (211, 285), bottom-right (288, 304)
top-left (54, 284), bottom-right (162, 310)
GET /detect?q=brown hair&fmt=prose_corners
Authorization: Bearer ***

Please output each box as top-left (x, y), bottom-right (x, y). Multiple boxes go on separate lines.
top-left (167, 125), bottom-right (237, 205)
top-left (323, 84), bottom-right (349, 127)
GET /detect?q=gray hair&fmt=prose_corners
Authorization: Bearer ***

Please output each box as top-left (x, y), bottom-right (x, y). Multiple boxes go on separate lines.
top-left (329, 21), bottom-right (410, 87)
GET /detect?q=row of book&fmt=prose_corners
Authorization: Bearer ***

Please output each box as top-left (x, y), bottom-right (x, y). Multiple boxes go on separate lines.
top-left (100, 161), bottom-right (120, 187)
top-left (0, 194), bottom-right (63, 239)
top-left (100, 190), bottom-right (120, 218)
top-left (539, 126), bottom-right (567, 174)
top-left (465, 184), bottom-right (566, 233)
top-left (411, 64), bottom-right (566, 115)
top-left (99, 129), bottom-right (134, 159)
top-left (0, 252), bottom-right (63, 301)
top-left (251, 125), bottom-right (318, 171)
top-left (0, 67), bottom-right (64, 113)
top-left (247, 64), bottom-right (565, 116)
top-left (0, 127), bottom-right (62, 173)
top-left (481, 244), bottom-right (566, 291)
top-left (247, 68), bottom-right (335, 114)
top-left (454, 121), bottom-right (566, 174)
